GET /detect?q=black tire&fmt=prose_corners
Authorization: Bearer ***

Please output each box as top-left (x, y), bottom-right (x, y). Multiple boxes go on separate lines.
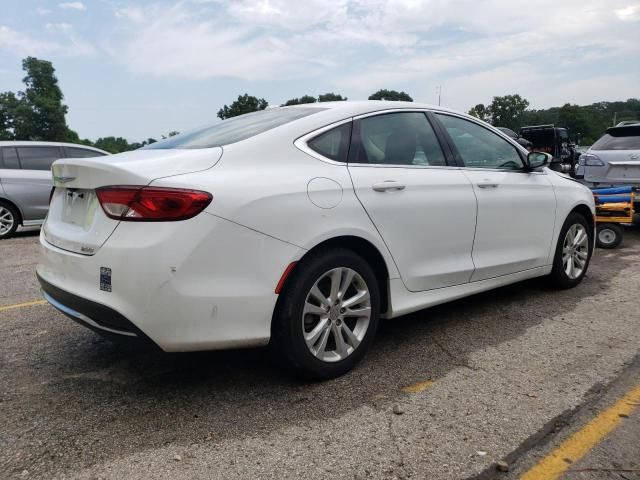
top-left (0, 201), bottom-right (20, 240)
top-left (549, 212), bottom-right (593, 289)
top-left (272, 248), bottom-right (380, 380)
top-left (596, 223), bottom-right (623, 249)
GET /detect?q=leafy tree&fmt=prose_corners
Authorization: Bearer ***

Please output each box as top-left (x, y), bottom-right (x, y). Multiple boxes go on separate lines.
top-left (318, 92), bottom-right (347, 102)
top-left (217, 93), bottom-right (268, 120)
top-left (0, 92), bottom-right (19, 140)
top-left (488, 94), bottom-right (530, 131)
top-left (468, 103), bottom-right (491, 122)
top-left (94, 136), bottom-right (134, 154)
top-left (161, 130), bottom-right (180, 139)
top-left (282, 95), bottom-right (317, 106)
top-left (368, 89), bottom-right (413, 102)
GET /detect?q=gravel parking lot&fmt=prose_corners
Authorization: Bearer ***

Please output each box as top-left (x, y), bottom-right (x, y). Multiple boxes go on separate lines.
top-left (1, 226), bottom-right (639, 479)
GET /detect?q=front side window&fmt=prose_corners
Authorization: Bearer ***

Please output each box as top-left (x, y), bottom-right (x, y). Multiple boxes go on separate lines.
top-left (1, 147), bottom-right (20, 169)
top-left (436, 114), bottom-right (524, 170)
top-left (350, 112), bottom-right (447, 166)
top-left (307, 122), bottom-right (351, 162)
top-left (67, 147), bottom-right (106, 158)
top-left (16, 147), bottom-right (62, 171)
top-left (144, 107), bottom-right (326, 150)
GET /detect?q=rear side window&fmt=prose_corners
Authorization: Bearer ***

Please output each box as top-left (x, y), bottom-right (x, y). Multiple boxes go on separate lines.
top-left (592, 129), bottom-right (640, 150)
top-left (1, 147), bottom-right (20, 169)
top-left (350, 112), bottom-right (447, 166)
top-left (16, 147), bottom-right (62, 170)
top-left (307, 123), bottom-right (352, 162)
top-left (144, 107), bottom-right (326, 150)
top-left (66, 147), bottom-right (106, 158)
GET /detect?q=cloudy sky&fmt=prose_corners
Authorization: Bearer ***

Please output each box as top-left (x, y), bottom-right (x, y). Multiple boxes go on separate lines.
top-left (0, 0), bottom-right (638, 141)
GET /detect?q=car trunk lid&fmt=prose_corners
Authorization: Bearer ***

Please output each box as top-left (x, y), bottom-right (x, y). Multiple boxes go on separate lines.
top-left (43, 148), bottom-right (221, 255)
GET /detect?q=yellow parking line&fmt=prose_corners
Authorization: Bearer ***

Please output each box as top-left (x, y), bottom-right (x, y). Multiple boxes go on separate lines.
top-left (0, 299), bottom-right (47, 312)
top-left (401, 380), bottom-right (435, 393)
top-left (521, 383), bottom-right (640, 480)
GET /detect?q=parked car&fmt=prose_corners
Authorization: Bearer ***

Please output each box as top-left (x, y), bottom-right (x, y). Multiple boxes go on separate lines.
top-left (575, 124), bottom-right (640, 205)
top-left (37, 102), bottom-right (595, 378)
top-left (495, 127), bottom-right (532, 150)
top-left (0, 141), bottom-right (109, 239)
top-left (519, 124), bottom-right (578, 174)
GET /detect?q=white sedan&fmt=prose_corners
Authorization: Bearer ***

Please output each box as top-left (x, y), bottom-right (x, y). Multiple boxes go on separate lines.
top-left (37, 101), bottom-right (595, 378)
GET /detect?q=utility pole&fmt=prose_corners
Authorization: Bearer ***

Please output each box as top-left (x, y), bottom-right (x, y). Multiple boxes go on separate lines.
top-left (436, 86), bottom-right (442, 106)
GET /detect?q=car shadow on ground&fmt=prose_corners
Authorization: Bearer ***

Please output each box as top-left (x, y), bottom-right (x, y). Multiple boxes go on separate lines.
top-left (3, 225), bottom-right (638, 476)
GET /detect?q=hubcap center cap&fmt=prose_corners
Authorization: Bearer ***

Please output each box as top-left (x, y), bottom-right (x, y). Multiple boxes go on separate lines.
top-left (329, 306), bottom-right (340, 321)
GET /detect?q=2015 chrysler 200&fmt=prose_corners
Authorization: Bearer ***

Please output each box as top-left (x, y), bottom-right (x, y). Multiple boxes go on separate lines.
top-left (37, 102), bottom-right (595, 378)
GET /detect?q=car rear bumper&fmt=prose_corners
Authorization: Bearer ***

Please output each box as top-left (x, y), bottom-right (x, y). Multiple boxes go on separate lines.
top-left (38, 273), bottom-right (159, 347)
top-left (37, 212), bottom-right (302, 352)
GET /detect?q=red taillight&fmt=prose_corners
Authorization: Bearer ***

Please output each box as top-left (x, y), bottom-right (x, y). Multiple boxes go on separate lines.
top-left (95, 186), bottom-right (212, 221)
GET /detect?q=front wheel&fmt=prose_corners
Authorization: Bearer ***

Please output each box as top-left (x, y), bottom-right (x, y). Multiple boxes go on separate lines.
top-left (548, 212), bottom-right (593, 289)
top-left (272, 248), bottom-right (380, 379)
top-left (0, 202), bottom-right (19, 240)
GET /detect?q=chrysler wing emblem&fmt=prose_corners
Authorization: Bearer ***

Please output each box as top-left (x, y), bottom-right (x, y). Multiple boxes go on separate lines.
top-left (53, 175), bottom-right (76, 184)
top-left (630, 154), bottom-right (639, 160)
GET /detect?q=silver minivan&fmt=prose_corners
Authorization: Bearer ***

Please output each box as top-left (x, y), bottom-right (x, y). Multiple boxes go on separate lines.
top-left (0, 141), bottom-right (109, 239)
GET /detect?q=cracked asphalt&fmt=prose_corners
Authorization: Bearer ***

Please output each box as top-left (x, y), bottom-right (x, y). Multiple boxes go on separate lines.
top-left (1, 225), bottom-right (639, 479)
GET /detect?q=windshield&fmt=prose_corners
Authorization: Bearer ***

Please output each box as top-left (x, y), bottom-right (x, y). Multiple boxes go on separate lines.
top-left (592, 127), bottom-right (640, 150)
top-left (144, 107), bottom-right (326, 150)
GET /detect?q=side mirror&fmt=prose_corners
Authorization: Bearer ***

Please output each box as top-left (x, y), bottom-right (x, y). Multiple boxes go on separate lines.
top-left (526, 151), bottom-right (551, 170)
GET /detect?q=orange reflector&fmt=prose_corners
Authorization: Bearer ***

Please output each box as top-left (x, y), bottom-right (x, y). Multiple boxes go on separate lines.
top-left (275, 262), bottom-right (297, 294)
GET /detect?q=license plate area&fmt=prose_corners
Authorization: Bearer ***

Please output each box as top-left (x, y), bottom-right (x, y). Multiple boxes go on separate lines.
top-left (60, 188), bottom-right (98, 227)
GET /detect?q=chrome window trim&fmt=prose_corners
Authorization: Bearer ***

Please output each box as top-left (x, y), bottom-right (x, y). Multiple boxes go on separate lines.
top-left (294, 118), bottom-right (354, 166)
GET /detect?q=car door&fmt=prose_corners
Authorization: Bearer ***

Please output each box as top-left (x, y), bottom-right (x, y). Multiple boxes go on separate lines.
top-left (434, 113), bottom-right (556, 281)
top-left (347, 111), bottom-right (477, 292)
top-left (1, 146), bottom-right (60, 222)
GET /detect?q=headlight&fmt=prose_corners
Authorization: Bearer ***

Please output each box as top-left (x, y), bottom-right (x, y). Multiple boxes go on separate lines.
top-left (578, 154), bottom-right (604, 166)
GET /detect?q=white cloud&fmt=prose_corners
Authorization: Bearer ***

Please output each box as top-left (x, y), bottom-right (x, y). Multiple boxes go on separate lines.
top-left (615, 4), bottom-right (640, 21)
top-left (0, 25), bottom-right (59, 56)
top-left (46, 22), bottom-right (73, 31)
top-left (36, 7), bottom-right (52, 15)
top-left (58, 1), bottom-right (87, 11)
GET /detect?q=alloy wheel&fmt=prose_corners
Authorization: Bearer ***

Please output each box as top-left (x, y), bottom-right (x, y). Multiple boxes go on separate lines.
top-left (0, 206), bottom-right (15, 236)
top-left (562, 223), bottom-right (589, 279)
top-left (302, 267), bottom-right (371, 363)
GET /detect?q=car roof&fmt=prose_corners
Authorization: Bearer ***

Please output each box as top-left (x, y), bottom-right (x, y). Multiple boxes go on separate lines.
top-left (0, 140), bottom-right (109, 154)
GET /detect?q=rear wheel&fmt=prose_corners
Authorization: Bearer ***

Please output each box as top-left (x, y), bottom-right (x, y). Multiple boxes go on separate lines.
top-left (596, 223), bottom-right (623, 249)
top-left (0, 202), bottom-right (19, 240)
top-left (273, 248), bottom-right (380, 379)
top-left (549, 212), bottom-right (593, 289)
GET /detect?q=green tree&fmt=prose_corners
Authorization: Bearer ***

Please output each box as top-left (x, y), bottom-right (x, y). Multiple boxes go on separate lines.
top-left (15, 57), bottom-right (75, 141)
top-left (217, 93), bottom-right (268, 120)
top-left (468, 103), bottom-right (491, 122)
top-left (368, 89), bottom-right (413, 102)
top-left (94, 136), bottom-right (134, 154)
top-left (318, 92), bottom-right (347, 102)
top-left (0, 92), bottom-right (19, 140)
top-left (161, 130), bottom-right (180, 139)
top-left (282, 95), bottom-right (317, 106)
top-left (488, 94), bottom-right (530, 130)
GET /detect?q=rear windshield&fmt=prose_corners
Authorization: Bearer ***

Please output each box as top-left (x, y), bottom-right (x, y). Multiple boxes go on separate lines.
top-left (592, 127), bottom-right (640, 150)
top-left (144, 107), bottom-right (326, 150)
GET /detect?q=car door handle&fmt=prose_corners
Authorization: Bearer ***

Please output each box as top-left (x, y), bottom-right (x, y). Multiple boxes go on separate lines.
top-left (372, 181), bottom-right (406, 192)
top-left (477, 182), bottom-right (499, 189)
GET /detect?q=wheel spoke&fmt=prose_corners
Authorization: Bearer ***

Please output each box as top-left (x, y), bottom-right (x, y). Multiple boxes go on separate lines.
top-left (338, 269), bottom-right (355, 301)
top-left (313, 325), bottom-right (331, 357)
top-left (309, 285), bottom-right (330, 309)
top-left (341, 323), bottom-right (360, 349)
top-left (333, 324), bottom-right (348, 358)
top-left (343, 306), bottom-right (371, 318)
top-left (565, 257), bottom-right (573, 277)
top-left (341, 290), bottom-right (369, 309)
top-left (305, 317), bottom-right (329, 347)
top-left (573, 228), bottom-right (586, 247)
top-left (303, 302), bottom-right (326, 316)
top-left (329, 269), bottom-right (341, 303)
